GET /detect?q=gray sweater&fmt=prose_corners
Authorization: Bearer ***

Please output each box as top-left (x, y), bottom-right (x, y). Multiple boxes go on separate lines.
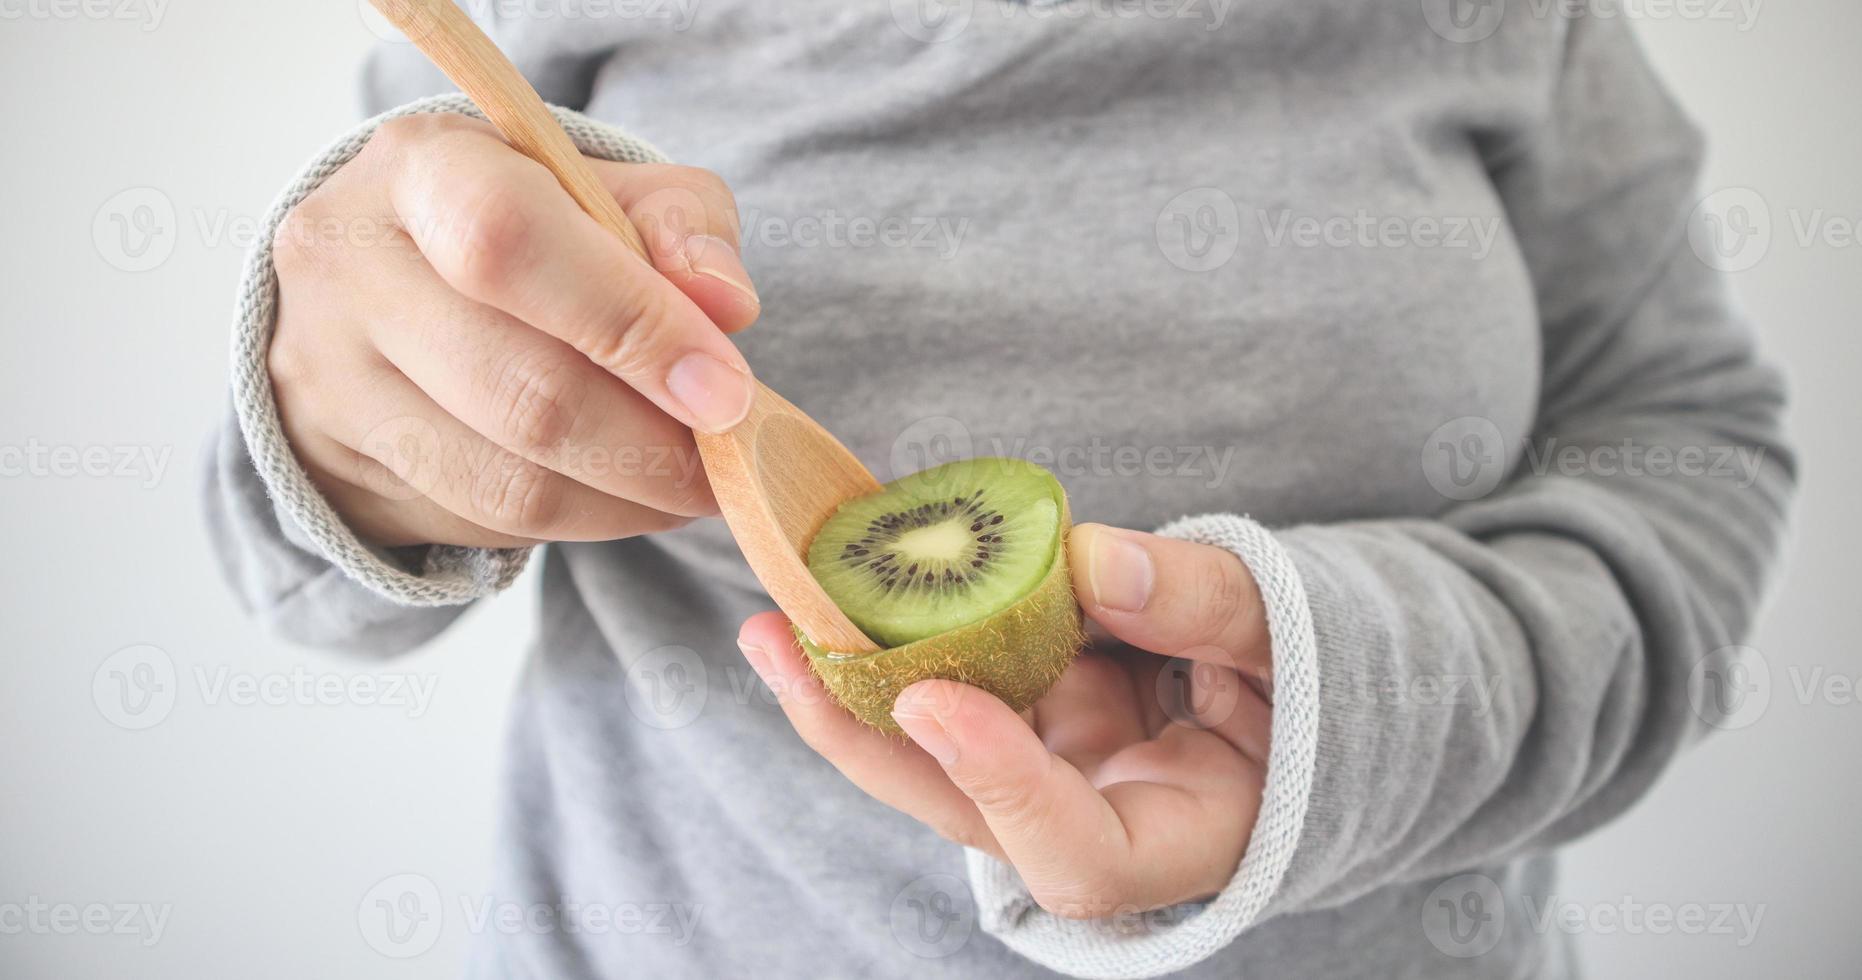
top-left (205, 3), bottom-right (1795, 977)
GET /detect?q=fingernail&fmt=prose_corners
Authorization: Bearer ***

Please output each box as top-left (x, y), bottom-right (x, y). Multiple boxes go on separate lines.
top-left (667, 352), bottom-right (754, 433)
top-left (892, 704), bottom-right (959, 766)
top-left (736, 637), bottom-right (769, 677)
top-left (1087, 528), bottom-right (1155, 613)
top-left (684, 235), bottom-right (759, 308)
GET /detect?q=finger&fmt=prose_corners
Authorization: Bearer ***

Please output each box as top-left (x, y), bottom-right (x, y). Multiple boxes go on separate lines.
top-left (362, 260), bottom-right (717, 518)
top-left (1155, 655), bottom-right (1274, 765)
top-left (383, 118), bottom-right (758, 434)
top-left (892, 679), bottom-right (1135, 916)
top-left (279, 404), bottom-right (533, 549)
top-left (593, 161), bottom-right (761, 334)
top-left (1031, 652), bottom-right (1147, 776)
top-left (1094, 729), bottom-right (1262, 906)
top-left (736, 613), bottom-right (1003, 859)
top-left (1125, 651), bottom-right (1175, 735)
top-left (318, 360), bottom-right (693, 543)
top-left (1070, 524), bottom-right (1269, 674)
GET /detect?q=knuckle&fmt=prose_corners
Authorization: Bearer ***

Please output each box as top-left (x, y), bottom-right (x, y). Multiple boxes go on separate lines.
top-left (487, 352), bottom-right (584, 454)
top-left (581, 286), bottom-right (672, 378)
top-left (680, 166), bottom-right (740, 238)
top-left (1033, 891), bottom-right (1114, 921)
top-left (1188, 552), bottom-right (1252, 643)
top-left (368, 115), bottom-right (431, 157)
top-left (469, 454), bottom-right (564, 537)
top-left (961, 774), bottom-right (1031, 816)
top-left (266, 323), bottom-right (314, 393)
top-left (674, 165), bottom-right (727, 191)
top-left (959, 762), bottom-right (1048, 822)
top-left (368, 112), bottom-right (473, 159)
top-left (1029, 872), bottom-right (1128, 921)
top-left (270, 202), bottom-right (334, 278)
top-left (448, 179), bottom-right (534, 295)
top-left (673, 166), bottom-right (734, 206)
top-left (630, 166), bottom-right (737, 251)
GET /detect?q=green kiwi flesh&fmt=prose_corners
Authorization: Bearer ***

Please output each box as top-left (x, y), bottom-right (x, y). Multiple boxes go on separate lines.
top-left (800, 458), bottom-right (1085, 732)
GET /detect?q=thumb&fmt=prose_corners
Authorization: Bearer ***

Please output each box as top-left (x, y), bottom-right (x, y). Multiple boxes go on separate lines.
top-left (891, 680), bottom-right (1127, 907)
top-left (1069, 523), bottom-right (1268, 672)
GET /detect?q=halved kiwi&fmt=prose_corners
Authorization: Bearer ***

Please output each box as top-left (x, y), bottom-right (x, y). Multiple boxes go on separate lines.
top-left (799, 457), bottom-right (1085, 732)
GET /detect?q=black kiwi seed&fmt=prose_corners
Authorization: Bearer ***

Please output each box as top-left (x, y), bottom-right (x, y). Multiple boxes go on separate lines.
top-left (834, 489), bottom-right (1024, 597)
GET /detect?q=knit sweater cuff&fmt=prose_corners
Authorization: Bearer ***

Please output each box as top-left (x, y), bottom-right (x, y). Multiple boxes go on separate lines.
top-left (228, 94), bottom-right (673, 606)
top-left (965, 513), bottom-right (1320, 979)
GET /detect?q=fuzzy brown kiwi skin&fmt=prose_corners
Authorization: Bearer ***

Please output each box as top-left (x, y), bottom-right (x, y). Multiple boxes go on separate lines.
top-left (798, 497), bottom-right (1085, 735)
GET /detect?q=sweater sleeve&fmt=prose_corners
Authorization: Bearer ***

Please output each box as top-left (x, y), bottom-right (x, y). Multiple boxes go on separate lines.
top-left (1263, 11), bottom-right (1795, 915)
top-left (964, 11), bottom-right (1794, 978)
top-left (203, 95), bottom-right (674, 654)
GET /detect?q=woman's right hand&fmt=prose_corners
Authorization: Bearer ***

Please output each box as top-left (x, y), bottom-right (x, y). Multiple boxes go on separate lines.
top-left (267, 113), bottom-right (761, 548)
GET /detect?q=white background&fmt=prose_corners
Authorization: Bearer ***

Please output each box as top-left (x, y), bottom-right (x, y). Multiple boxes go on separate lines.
top-left (2, 1), bottom-right (1857, 976)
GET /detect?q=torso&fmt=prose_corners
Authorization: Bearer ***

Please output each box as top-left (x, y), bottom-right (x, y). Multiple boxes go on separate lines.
top-left (460, 2), bottom-right (1568, 974)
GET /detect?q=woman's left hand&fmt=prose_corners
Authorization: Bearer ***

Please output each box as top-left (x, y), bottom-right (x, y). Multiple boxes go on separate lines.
top-left (736, 523), bottom-right (1273, 919)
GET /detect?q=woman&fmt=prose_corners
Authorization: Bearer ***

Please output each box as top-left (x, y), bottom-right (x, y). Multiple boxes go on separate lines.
top-left (208, 2), bottom-right (1794, 976)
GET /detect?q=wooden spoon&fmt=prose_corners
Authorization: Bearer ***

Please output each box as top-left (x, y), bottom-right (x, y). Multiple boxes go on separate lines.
top-left (367, 0), bottom-right (883, 653)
